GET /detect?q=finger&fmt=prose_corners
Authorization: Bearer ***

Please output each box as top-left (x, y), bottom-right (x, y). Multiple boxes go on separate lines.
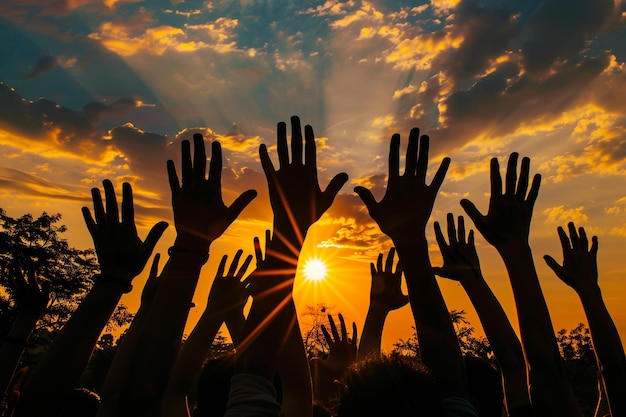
top-left (590, 236), bottom-right (599, 257)
top-left (321, 324), bottom-right (333, 345)
top-left (291, 115), bottom-right (303, 166)
top-left (434, 221), bottom-right (448, 251)
top-left (578, 227), bottom-right (589, 251)
top-left (338, 313), bottom-right (347, 342)
top-left (376, 252), bottom-right (383, 273)
top-left (416, 134), bottom-right (429, 183)
top-left (91, 187), bottom-right (106, 225)
top-left (526, 174), bottom-right (541, 208)
top-left (354, 186), bottom-right (377, 213)
top-left (277, 121), bottom-right (288, 168)
top-left (226, 189), bottom-right (257, 223)
top-left (208, 141), bottom-right (223, 186)
top-left (389, 133), bottom-right (400, 179)
top-left (254, 236), bottom-right (263, 265)
top-left (405, 128), bottom-right (419, 175)
top-left (543, 254), bottom-right (562, 274)
top-left (370, 262), bottom-right (376, 277)
top-left (228, 249), bottom-right (244, 277)
top-left (265, 229), bottom-right (271, 249)
top-left (460, 199), bottom-right (486, 233)
top-left (568, 222), bottom-right (579, 250)
top-left (394, 260), bottom-right (402, 278)
top-left (505, 153), bottom-right (518, 196)
top-left (556, 225), bottom-right (570, 251)
top-left (193, 133), bottom-right (207, 182)
top-left (446, 212), bottom-right (456, 245)
top-left (322, 172), bottom-right (349, 209)
top-left (82, 207), bottom-right (97, 237)
top-left (490, 158), bottom-right (502, 197)
top-left (181, 140), bottom-right (192, 185)
top-left (352, 322), bottom-right (358, 346)
top-left (149, 253), bottom-right (161, 279)
top-left (468, 229), bottom-right (475, 247)
top-left (517, 156), bottom-right (530, 199)
top-left (259, 144), bottom-right (277, 179)
top-left (103, 179), bottom-right (119, 223)
top-left (458, 215), bottom-right (466, 244)
top-left (121, 182), bottom-right (135, 230)
top-left (328, 314), bottom-right (340, 342)
top-left (385, 247), bottom-right (395, 273)
top-left (237, 255), bottom-right (254, 280)
top-left (143, 222), bottom-right (169, 258)
top-left (430, 157), bottom-right (451, 193)
top-left (304, 124), bottom-right (317, 171)
top-left (216, 254), bottom-right (228, 278)
top-left (167, 160), bottom-right (180, 194)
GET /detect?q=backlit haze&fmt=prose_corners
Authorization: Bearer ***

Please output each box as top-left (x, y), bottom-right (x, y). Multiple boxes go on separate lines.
top-left (1, 0), bottom-right (626, 350)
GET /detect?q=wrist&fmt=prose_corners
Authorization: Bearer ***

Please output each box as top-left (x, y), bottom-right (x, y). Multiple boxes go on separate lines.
top-left (173, 233), bottom-right (211, 255)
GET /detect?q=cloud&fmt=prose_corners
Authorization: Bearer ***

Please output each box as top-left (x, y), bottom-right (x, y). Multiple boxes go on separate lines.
top-left (542, 205), bottom-right (589, 225)
top-left (23, 55), bottom-right (58, 79)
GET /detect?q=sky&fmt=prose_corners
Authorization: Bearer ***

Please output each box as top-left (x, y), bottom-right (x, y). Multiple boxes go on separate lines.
top-left (1, 0), bottom-right (626, 351)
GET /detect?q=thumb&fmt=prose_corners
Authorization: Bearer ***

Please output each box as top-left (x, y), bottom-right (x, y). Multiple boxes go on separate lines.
top-left (354, 186), bottom-right (377, 213)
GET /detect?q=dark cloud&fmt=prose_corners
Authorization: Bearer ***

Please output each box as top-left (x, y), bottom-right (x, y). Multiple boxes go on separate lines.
top-left (23, 54), bottom-right (57, 79)
top-left (435, 1), bottom-right (521, 83)
top-left (522, 0), bottom-right (615, 74)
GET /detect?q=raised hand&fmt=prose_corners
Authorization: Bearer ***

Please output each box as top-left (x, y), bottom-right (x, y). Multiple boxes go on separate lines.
top-left (207, 250), bottom-right (253, 318)
top-left (82, 180), bottom-right (168, 289)
top-left (9, 257), bottom-right (50, 317)
top-left (354, 129), bottom-right (450, 243)
top-left (369, 248), bottom-right (408, 312)
top-left (168, 134), bottom-right (257, 256)
top-left (260, 116), bottom-right (348, 246)
top-left (460, 153), bottom-right (540, 248)
top-left (544, 223), bottom-right (598, 293)
top-left (433, 214), bottom-right (482, 282)
top-left (319, 314), bottom-right (358, 375)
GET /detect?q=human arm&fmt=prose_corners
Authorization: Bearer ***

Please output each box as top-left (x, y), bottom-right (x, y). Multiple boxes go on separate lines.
top-left (358, 248), bottom-right (407, 360)
top-left (227, 116), bottom-right (348, 417)
top-left (544, 223), bottom-right (626, 416)
top-left (434, 213), bottom-right (530, 413)
top-left (117, 134), bottom-right (256, 417)
top-left (461, 153), bottom-right (582, 416)
top-left (16, 180), bottom-right (167, 417)
top-left (0, 258), bottom-right (49, 395)
top-left (354, 129), bottom-right (468, 399)
top-left (163, 250), bottom-right (252, 417)
top-left (96, 254), bottom-right (162, 417)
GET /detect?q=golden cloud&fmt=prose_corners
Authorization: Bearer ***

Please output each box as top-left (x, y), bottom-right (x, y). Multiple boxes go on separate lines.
top-left (542, 205), bottom-right (589, 225)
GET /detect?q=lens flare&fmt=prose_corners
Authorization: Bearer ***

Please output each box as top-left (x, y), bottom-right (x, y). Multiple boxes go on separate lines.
top-left (302, 258), bottom-right (327, 282)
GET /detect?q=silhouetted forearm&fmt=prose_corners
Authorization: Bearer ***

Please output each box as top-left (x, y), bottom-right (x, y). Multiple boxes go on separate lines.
top-left (499, 243), bottom-right (582, 417)
top-left (16, 280), bottom-right (126, 417)
top-left (578, 286), bottom-right (626, 416)
top-left (396, 237), bottom-right (467, 399)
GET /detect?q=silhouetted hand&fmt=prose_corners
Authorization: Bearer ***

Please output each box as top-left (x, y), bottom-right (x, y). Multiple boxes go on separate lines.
top-left (318, 314), bottom-right (358, 376)
top-left (9, 257), bottom-right (50, 317)
top-left (433, 214), bottom-right (482, 282)
top-left (369, 248), bottom-right (408, 311)
top-left (544, 222), bottom-right (599, 293)
top-left (207, 250), bottom-right (253, 317)
top-left (354, 129), bottom-right (450, 242)
top-left (461, 153), bottom-right (541, 248)
top-left (82, 180), bottom-right (168, 287)
top-left (253, 229), bottom-right (271, 269)
top-left (168, 134), bottom-right (257, 254)
top-left (260, 116), bottom-right (348, 245)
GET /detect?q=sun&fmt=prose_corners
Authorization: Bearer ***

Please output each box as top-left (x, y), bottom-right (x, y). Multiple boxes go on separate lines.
top-left (302, 257), bottom-right (328, 282)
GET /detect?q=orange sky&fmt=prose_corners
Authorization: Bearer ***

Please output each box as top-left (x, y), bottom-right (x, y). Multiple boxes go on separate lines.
top-left (1, 0), bottom-right (626, 351)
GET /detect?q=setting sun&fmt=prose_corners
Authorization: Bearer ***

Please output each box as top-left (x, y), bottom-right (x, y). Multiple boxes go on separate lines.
top-left (302, 258), bottom-right (328, 282)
